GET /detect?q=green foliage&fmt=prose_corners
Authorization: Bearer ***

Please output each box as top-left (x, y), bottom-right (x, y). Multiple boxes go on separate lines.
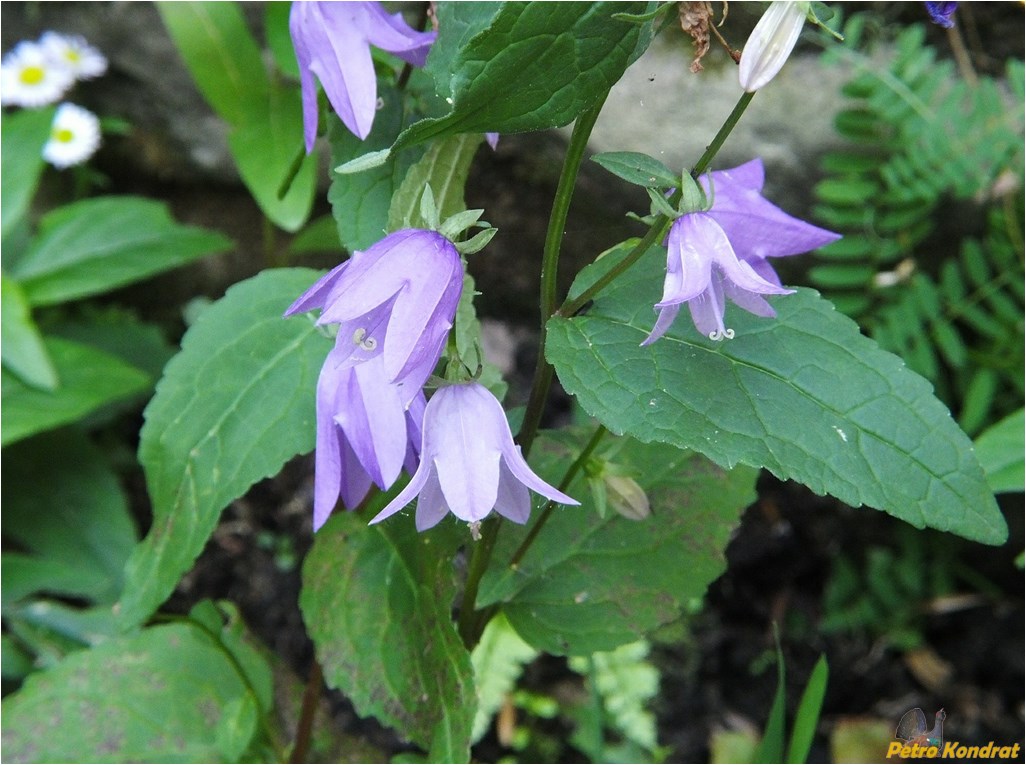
top-left (479, 429), bottom-right (758, 655)
top-left (547, 245), bottom-right (1007, 545)
top-left (820, 527), bottom-right (960, 650)
top-left (470, 613), bottom-right (539, 743)
top-left (747, 648), bottom-right (829, 765)
top-left (300, 509), bottom-right (476, 762)
top-left (1, 106), bottom-right (53, 241)
top-left (811, 18), bottom-right (1025, 434)
top-left (7, 196), bottom-right (232, 306)
top-left (973, 408), bottom-right (1025, 494)
top-left (119, 269), bottom-right (329, 627)
top-left (1, 273), bottom-right (57, 391)
top-left (158, 2), bottom-right (316, 231)
top-left (568, 641), bottom-right (661, 756)
top-left (1, 603), bottom-right (275, 763)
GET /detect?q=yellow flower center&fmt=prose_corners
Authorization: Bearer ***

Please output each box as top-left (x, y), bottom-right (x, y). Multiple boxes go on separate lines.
top-left (20, 65), bottom-right (45, 85)
top-left (52, 128), bottom-right (75, 144)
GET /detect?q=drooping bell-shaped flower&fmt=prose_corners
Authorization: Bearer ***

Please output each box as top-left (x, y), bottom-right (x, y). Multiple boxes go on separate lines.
top-left (290, 1), bottom-right (436, 148)
top-left (371, 382), bottom-right (579, 533)
top-left (313, 350), bottom-right (425, 531)
top-left (925, 2), bottom-right (958, 28)
top-left (644, 159), bottom-right (840, 343)
top-left (285, 228), bottom-right (462, 405)
top-left (738, 1), bottom-right (809, 92)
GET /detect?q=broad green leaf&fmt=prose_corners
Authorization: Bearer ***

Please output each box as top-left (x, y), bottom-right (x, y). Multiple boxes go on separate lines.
top-left (387, 133), bottom-right (482, 231)
top-left (1, 273), bottom-right (57, 390)
top-left (226, 84), bottom-right (317, 232)
top-left (471, 613), bottom-right (538, 743)
top-left (1, 622), bottom-right (266, 762)
top-left (118, 269), bottom-right (328, 627)
top-left (973, 408), bottom-right (1024, 494)
top-left (329, 93), bottom-right (418, 251)
top-left (2, 429), bottom-right (137, 606)
top-left (1, 106), bottom-right (54, 242)
top-left (9, 197), bottom-right (231, 306)
top-left (51, 309), bottom-right (177, 384)
top-left (479, 430), bottom-right (758, 655)
top-left (592, 151), bottom-right (679, 189)
top-left (425, 4), bottom-right (506, 101)
top-left (1, 337), bottom-right (150, 447)
top-left (301, 510), bottom-right (476, 761)
top-left (158, 2), bottom-right (269, 125)
top-left (393, 2), bottom-right (655, 150)
top-left (546, 246), bottom-right (1008, 545)
top-left (265, 2), bottom-right (300, 79)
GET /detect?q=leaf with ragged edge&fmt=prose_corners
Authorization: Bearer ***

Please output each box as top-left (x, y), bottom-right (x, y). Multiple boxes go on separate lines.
top-left (1, 106), bottom-right (53, 242)
top-left (479, 430), bottom-right (758, 655)
top-left (0, 622), bottom-right (269, 763)
top-left (118, 269), bottom-right (328, 628)
top-left (8, 197), bottom-right (231, 306)
top-left (2, 429), bottom-right (138, 606)
top-left (974, 408), bottom-right (1024, 494)
top-left (470, 612), bottom-right (538, 743)
top-left (301, 510), bottom-right (476, 761)
top-left (1, 274), bottom-right (57, 391)
top-left (1, 338), bottom-right (150, 448)
top-left (389, 3), bottom-right (655, 153)
top-left (424, 4), bottom-right (505, 100)
top-left (546, 246), bottom-right (1008, 545)
top-left (329, 92), bottom-right (419, 252)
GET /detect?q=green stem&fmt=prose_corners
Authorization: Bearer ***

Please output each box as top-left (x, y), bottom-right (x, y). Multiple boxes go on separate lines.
top-left (508, 423), bottom-right (607, 570)
top-left (558, 90), bottom-right (756, 317)
top-left (276, 143), bottom-right (307, 201)
top-left (518, 90), bottom-right (610, 453)
top-left (457, 516), bottom-right (501, 649)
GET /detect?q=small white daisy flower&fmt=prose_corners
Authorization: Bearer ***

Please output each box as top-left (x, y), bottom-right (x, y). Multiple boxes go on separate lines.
top-left (43, 103), bottom-right (101, 168)
top-left (0, 40), bottom-right (73, 107)
top-left (39, 31), bottom-right (107, 80)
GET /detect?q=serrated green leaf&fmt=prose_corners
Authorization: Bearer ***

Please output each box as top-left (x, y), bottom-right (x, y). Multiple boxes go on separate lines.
top-left (1, 338), bottom-right (150, 447)
top-left (118, 269), bottom-right (328, 627)
top-left (1, 623), bottom-right (265, 762)
top-left (300, 510), bottom-right (475, 761)
top-left (1, 274), bottom-right (57, 390)
top-left (471, 612), bottom-right (539, 743)
top-left (393, 2), bottom-right (655, 149)
top-left (592, 152), bottom-right (679, 189)
top-left (479, 430), bottom-right (757, 654)
top-left (2, 429), bottom-right (137, 606)
top-left (973, 408), bottom-right (1024, 494)
top-left (546, 246), bottom-right (1007, 545)
top-left (8, 197), bottom-right (231, 306)
top-left (1, 106), bottom-right (54, 242)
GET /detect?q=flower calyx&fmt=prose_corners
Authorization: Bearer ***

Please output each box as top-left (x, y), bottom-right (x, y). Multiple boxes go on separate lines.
top-left (584, 457), bottom-right (651, 521)
top-left (417, 184), bottom-right (498, 256)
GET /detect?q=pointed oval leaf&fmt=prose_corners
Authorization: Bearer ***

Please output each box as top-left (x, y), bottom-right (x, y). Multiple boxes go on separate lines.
top-left (301, 511), bottom-right (476, 761)
top-left (546, 247), bottom-right (1007, 545)
top-left (479, 431), bottom-right (758, 655)
top-left (118, 269), bottom-right (328, 627)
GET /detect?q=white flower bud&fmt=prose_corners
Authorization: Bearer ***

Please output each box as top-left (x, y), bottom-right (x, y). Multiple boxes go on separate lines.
top-left (738, 2), bottom-right (809, 93)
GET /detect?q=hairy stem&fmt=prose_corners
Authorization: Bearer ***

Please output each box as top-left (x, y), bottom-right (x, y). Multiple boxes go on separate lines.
top-left (518, 90), bottom-right (611, 454)
top-left (558, 90), bottom-right (756, 317)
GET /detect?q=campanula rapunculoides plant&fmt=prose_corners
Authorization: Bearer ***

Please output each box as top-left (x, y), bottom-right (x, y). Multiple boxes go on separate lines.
top-left (2, 3), bottom-right (1015, 762)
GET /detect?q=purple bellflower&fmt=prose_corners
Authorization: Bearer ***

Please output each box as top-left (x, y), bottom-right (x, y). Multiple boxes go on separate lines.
top-left (643, 159), bottom-right (840, 344)
top-left (290, 1), bottom-right (436, 147)
top-left (285, 228), bottom-right (462, 405)
top-left (313, 350), bottom-right (425, 531)
top-left (371, 382), bottom-right (579, 533)
top-left (925, 2), bottom-right (958, 28)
